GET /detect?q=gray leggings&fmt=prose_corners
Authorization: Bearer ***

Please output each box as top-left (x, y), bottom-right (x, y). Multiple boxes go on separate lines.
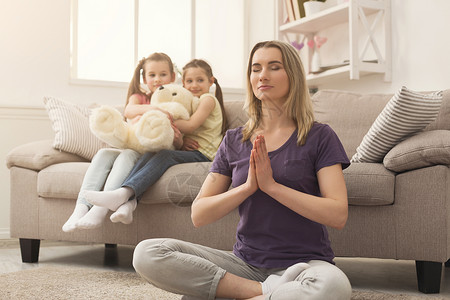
top-left (133, 238), bottom-right (352, 300)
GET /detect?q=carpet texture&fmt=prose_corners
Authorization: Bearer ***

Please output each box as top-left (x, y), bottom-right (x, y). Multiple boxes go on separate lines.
top-left (0, 266), bottom-right (445, 300)
top-left (0, 266), bottom-right (180, 300)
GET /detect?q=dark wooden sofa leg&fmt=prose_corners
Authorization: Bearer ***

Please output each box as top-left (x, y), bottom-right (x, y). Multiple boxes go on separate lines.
top-left (104, 243), bottom-right (118, 266)
top-left (19, 238), bottom-right (41, 263)
top-left (415, 260), bottom-right (442, 294)
top-left (105, 243), bottom-right (117, 249)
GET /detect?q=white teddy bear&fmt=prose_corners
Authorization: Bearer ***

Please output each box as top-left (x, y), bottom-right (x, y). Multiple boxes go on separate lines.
top-left (89, 84), bottom-right (199, 154)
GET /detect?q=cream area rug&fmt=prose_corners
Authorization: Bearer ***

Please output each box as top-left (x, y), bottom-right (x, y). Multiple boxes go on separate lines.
top-left (0, 266), bottom-right (445, 300)
top-left (0, 266), bottom-right (180, 300)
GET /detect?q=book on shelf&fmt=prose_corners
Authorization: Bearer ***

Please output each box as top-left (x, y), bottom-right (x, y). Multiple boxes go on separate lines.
top-left (292, 0), bottom-right (307, 20)
top-left (284, 0), bottom-right (295, 22)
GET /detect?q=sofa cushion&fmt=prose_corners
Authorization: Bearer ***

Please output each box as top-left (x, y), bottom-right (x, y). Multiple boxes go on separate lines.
top-left (37, 161), bottom-right (213, 204)
top-left (383, 130), bottom-right (450, 172)
top-left (140, 162), bottom-right (212, 205)
top-left (39, 160), bottom-right (396, 207)
top-left (6, 139), bottom-right (87, 171)
top-left (351, 86), bottom-right (443, 163)
top-left (44, 97), bottom-right (110, 160)
top-left (344, 163), bottom-right (395, 206)
top-left (38, 162), bottom-right (90, 199)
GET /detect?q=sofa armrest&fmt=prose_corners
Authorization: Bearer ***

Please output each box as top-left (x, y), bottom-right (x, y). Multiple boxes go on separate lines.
top-left (6, 139), bottom-right (88, 171)
top-left (383, 130), bottom-right (450, 172)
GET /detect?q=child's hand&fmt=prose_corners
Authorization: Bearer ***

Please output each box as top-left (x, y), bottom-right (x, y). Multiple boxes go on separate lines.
top-left (129, 115), bottom-right (142, 124)
top-left (181, 137), bottom-right (199, 151)
top-left (171, 124), bottom-right (183, 149)
top-left (253, 135), bottom-right (276, 192)
top-left (165, 111), bottom-right (174, 123)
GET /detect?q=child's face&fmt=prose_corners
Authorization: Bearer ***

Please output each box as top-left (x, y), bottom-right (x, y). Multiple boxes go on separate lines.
top-left (143, 61), bottom-right (175, 93)
top-left (182, 67), bottom-right (213, 97)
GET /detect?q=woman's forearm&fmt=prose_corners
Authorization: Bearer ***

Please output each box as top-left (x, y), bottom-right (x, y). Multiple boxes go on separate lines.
top-left (264, 182), bottom-right (348, 229)
top-left (192, 178), bottom-right (255, 228)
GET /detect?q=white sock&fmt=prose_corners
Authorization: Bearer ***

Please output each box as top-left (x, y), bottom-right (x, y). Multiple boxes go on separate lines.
top-left (84, 187), bottom-right (134, 211)
top-left (75, 205), bottom-right (109, 229)
top-left (62, 203), bottom-right (89, 232)
top-left (110, 199), bottom-right (137, 224)
top-left (261, 262), bottom-right (310, 294)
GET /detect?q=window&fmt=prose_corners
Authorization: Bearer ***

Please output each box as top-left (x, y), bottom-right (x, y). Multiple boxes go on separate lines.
top-left (70, 0), bottom-right (245, 89)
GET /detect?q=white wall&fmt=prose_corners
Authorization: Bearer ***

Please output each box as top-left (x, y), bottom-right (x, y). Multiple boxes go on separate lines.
top-left (0, 1), bottom-right (128, 107)
top-left (0, 0), bottom-right (129, 238)
top-left (1, 0), bottom-right (449, 238)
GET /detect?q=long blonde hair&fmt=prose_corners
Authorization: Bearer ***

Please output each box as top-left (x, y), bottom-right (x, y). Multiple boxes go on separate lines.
top-left (242, 40), bottom-right (314, 145)
top-left (125, 52), bottom-right (174, 107)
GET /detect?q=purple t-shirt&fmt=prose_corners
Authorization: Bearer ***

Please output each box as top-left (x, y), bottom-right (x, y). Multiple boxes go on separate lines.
top-left (210, 123), bottom-right (350, 268)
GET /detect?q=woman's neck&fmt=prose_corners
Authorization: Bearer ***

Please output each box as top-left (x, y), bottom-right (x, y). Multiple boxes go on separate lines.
top-left (260, 103), bottom-right (295, 132)
top-left (253, 116), bottom-right (296, 152)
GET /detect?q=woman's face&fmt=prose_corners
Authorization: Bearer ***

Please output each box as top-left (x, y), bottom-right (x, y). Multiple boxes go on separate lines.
top-left (250, 47), bottom-right (289, 103)
top-left (143, 61), bottom-right (175, 93)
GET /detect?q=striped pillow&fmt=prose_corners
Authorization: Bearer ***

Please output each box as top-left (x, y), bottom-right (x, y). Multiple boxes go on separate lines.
top-left (351, 86), bottom-right (443, 163)
top-left (44, 97), bottom-right (110, 160)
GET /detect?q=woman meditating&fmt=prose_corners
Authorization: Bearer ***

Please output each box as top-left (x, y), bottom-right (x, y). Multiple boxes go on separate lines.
top-left (132, 40), bottom-right (352, 300)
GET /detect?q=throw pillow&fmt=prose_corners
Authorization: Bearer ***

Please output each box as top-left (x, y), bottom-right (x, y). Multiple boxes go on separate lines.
top-left (383, 130), bottom-right (450, 172)
top-left (44, 97), bottom-right (110, 160)
top-left (351, 86), bottom-right (443, 163)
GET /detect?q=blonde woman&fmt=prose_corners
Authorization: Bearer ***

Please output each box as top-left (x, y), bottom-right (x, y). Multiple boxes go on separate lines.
top-left (132, 41), bottom-right (352, 300)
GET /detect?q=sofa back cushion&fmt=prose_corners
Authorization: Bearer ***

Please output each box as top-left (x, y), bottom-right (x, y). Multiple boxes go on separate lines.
top-left (425, 89), bottom-right (450, 131)
top-left (312, 90), bottom-right (391, 159)
top-left (312, 88), bottom-right (450, 159)
top-left (224, 100), bottom-right (247, 129)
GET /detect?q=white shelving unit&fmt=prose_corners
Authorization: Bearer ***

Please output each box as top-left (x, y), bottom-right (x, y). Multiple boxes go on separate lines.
top-left (276, 0), bottom-right (391, 85)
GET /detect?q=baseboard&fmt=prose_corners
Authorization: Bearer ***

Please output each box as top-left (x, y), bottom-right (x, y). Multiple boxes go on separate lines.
top-left (0, 228), bottom-right (11, 239)
top-left (0, 105), bottom-right (48, 120)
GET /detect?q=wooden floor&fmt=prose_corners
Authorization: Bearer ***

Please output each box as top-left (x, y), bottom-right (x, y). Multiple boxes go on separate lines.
top-left (1, 239), bottom-right (449, 298)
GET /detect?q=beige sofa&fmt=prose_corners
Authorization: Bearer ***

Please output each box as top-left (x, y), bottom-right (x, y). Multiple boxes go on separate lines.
top-left (7, 90), bottom-right (450, 294)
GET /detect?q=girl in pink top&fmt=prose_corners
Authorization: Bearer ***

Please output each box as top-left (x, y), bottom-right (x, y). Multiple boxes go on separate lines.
top-left (62, 52), bottom-right (180, 232)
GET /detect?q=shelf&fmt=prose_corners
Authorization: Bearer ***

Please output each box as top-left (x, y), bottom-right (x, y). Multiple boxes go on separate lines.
top-left (307, 66), bottom-right (376, 86)
top-left (279, 2), bottom-right (380, 34)
top-left (306, 63), bottom-right (387, 86)
top-left (276, 0), bottom-right (391, 85)
top-left (306, 65), bottom-right (351, 85)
